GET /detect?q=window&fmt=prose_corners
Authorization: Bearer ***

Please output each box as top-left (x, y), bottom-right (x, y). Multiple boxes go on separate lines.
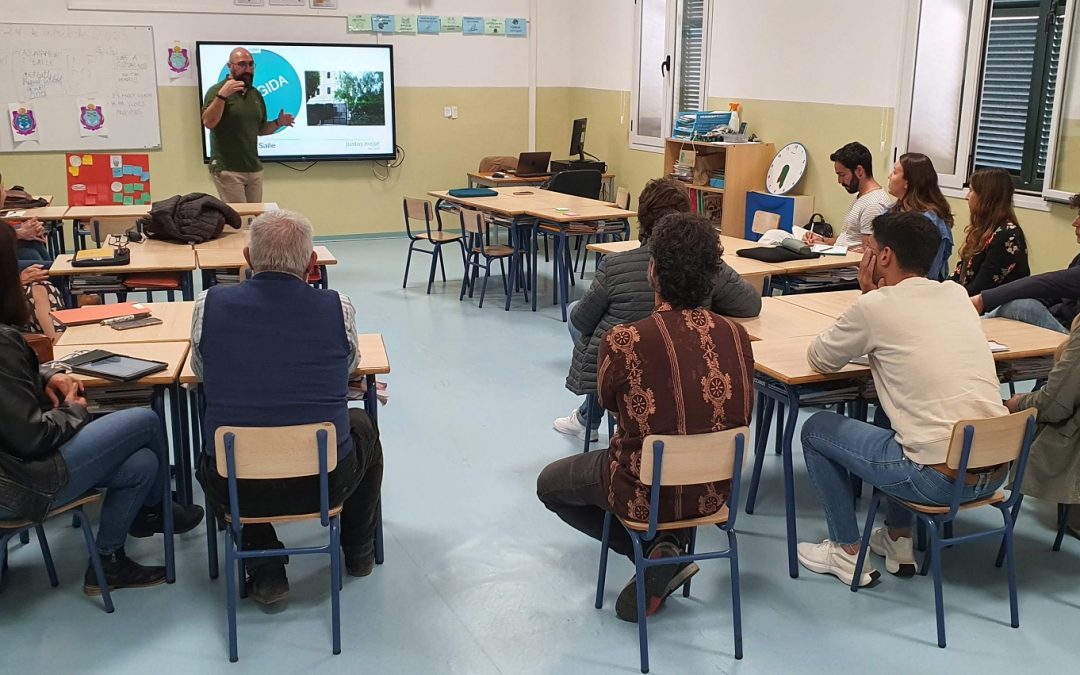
top-left (630, 0), bottom-right (711, 152)
top-left (896, 0), bottom-right (1073, 200)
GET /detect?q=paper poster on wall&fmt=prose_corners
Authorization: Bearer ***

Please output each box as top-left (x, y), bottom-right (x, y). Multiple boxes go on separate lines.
top-left (66, 153), bottom-right (150, 207)
top-left (166, 42), bottom-right (191, 80)
top-left (268, 0), bottom-right (304, 6)
top-left (347, 15), bottom-right (372, 32)
top-left (462, 17), bottom-right (484, 34)
top-left (8, 103), bottom-right (39, 142)
top-left (310, 0), bottom-right (337, 8)
top-left (417, 16), bottom-right (441, 34)
top-left (441, 16), bottom-right (462, 32)
top-left (484, 18), bottom-right (503, 35)
top-left (371, 14), bottom-right (396, 33)
top-left (77, 99), bottom-right (108, 138)
top-left (505, 18), bottom-right (528, 36)
top-left (396, 16), bottom-right (417, 33)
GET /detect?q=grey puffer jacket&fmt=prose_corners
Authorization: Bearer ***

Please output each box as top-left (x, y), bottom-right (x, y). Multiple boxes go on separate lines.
top-left (565, 241), bottom-right (762, 394)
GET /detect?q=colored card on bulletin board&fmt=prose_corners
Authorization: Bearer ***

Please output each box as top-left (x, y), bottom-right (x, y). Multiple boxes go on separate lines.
top-left (484, 18), bottom-right (503, 35)
top-left (396, 15), bottom-right (417, 33)
top-left (441, 16), bottom-right (462, 32)
top-left (371, 14), bottom-right (395, 33)
top-left (66, 153), bottom-right (151, 207)
top-left (347, 15), bottom-right (372, 32)
top-left (505, 18), bottom-right (528, 36)
top-left (417, 15), bottom-right (440, 34)
top-left (462, 17), bottom-right (484, 34)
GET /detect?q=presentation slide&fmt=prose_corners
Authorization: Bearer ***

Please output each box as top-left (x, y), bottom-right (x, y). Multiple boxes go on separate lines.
top-left (196, 42), bottom-right (397, 161)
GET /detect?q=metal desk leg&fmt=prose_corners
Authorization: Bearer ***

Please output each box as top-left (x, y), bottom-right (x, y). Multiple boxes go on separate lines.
top-left (363, 375), bottom-right (385, 565)
top-left (504, 221), bottom-right (519, 312)
top-left (181, 272), bottom-right (194, 301)
top-left (175, 383), bottom-right (194, 506)
top-left (781, 385), bottom-right (801, 578)
top-left (530, 223), bottom-right (540, 312)
top-left (151, 387), bottom-right (176, 583)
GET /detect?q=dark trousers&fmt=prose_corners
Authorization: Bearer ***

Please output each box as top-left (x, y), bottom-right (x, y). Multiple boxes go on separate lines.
top-left (199, 408), bottom-right (384, 562)
top-left (537, 449), bottom-right (687, 560)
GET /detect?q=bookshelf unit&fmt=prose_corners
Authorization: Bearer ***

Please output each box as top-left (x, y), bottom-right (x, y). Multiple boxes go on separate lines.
top-left (664, 138), bottom-right (775, 237)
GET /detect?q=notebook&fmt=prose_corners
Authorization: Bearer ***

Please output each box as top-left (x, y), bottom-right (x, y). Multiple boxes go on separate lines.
top-left (51, 302), bottom-right (151, 327)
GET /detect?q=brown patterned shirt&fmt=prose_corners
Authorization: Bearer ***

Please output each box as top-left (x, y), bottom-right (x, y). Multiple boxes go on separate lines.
top-left (597, 304), bottom-right (755, 523)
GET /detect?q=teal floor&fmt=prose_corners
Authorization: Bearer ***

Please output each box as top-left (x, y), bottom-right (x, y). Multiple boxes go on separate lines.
top-left (2, 237), bottom-right (1077, 674)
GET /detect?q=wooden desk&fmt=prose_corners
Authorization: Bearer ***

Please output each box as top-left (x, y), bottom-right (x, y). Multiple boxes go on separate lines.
top-left (731, 298), bottom-right (839, 342)
top-left (193, 229), bottom-right (249, 251)
top-left (55, 341), bottom-right (188, 388)
top-left (195, 244), bottom-right (337, 269)
top-left (49, 239), bottom-right (197, 303)
top-left (718, 234), bottom-right (861, 276)
top-left (229, 202), bottom-right (278, 217)
top-left (982, 318), bottom-right (1069, 360)
top-left (775, 289), bottom-right (861, 318)
top-left (56, 302), bottom-right (195, 347)
top-left (2, 205), bottom-right (69, 220)
top-left (586, 239), bottom-right (640, 256)
top-left (468, 172), bottom-right (617, 201)
top-left (64, 205), bottom-right (150, 220)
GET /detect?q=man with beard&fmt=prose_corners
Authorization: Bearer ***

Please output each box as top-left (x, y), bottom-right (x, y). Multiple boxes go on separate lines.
top-left (804, 141), bottom-right (893, 252)
top-left (201, 47), bottom-right (295, 203)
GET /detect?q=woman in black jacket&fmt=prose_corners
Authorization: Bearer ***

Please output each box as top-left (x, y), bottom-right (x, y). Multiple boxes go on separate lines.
top-left (0, 224), bottom-right (201, 594)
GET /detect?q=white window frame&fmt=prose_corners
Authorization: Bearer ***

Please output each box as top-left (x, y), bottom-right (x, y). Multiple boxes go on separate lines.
top-left (629, 0), bottom-right (711, 153)
top-left (894, 0), bottom-right (1076, 211)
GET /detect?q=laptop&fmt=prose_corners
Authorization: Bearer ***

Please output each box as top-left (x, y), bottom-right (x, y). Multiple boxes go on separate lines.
top-left (511, 151), bottom-right (552, 178)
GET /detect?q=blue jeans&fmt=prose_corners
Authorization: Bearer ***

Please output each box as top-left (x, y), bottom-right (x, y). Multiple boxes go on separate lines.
top-left (0, 408), bottom-right (165, 554)
top-left (800, 411), bottom-right (1005, 544)
top-left (988, 298), bottom-right (1068, 334)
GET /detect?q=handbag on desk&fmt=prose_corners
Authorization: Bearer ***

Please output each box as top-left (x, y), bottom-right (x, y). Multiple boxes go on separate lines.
top-left (805, 213), bottom-right (834, 239)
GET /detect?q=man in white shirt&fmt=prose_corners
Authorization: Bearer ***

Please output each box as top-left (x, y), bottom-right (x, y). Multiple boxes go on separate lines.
top-left (804, 142), bottom-right (893, 251)
top-left (797, 211), bottom-right (1009, 587)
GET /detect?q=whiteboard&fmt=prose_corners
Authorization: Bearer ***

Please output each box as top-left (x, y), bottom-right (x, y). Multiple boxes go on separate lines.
top-left (0, 23), bottom-right (161, 153)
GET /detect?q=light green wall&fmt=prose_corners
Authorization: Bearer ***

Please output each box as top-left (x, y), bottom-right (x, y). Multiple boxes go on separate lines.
top-left (3, 86), bottom-right (529, 237)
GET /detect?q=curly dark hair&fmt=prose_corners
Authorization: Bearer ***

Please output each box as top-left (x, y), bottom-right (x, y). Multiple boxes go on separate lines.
top-left (830, 141), bottom-right (874, 178)
top-left (649, 213), bottom-right (719, 309)
top-left (637, 177), bottom-right (690, 243)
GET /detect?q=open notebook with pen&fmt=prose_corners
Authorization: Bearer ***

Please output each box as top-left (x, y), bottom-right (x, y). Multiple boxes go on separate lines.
top-left (849, 341), bottom-right (1009, 366)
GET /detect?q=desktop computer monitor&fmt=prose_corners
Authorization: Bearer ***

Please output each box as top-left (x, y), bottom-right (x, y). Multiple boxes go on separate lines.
top-left (569, 118), bottom-right (587, 161)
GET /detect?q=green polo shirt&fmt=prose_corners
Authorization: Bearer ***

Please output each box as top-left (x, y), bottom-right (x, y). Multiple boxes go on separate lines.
top-left (203, 80), bottom-right (267, 173)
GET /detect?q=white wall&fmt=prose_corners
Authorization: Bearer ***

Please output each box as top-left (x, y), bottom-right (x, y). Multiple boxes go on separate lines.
top-left (17, 0), bottom-right (532, 88)
top-left (536, 0), bottom-right (633, 89)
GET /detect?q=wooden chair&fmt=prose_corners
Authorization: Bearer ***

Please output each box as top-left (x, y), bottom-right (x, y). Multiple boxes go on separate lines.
top-left (850, 409), bottom-right (1038, 648)
top-left (478, 155), bottom-right (518, 173)
top-left (214, 423), bottom-right (344, 662)
top-left (0, 490), bottom-right (113, 613)
top-left (595, 427), bottom-right (749, 673)
top-left (575, 186), bottom-right (632, 280)
top-left (459, 208), bottom-right (516, 309)
top-left (402, 197), bottom-right (466, 294)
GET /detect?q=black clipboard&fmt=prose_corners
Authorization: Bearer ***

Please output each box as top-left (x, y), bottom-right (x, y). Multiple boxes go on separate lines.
top-left (58, 349), bottom-right (168, 382)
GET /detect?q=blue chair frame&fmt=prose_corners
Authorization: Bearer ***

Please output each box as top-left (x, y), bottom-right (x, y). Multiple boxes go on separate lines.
top-left (850, 412), bottom-right (1037, 648)
top-left (402, 197), bottom-right (466, 294)
top-left (595, 430), bottom-right (747, 673)
top-left (219, 426), bottom-right (343, 662)
top-left (579, 393), bottom-right (617, 454)
top-left (0, 490), bottom-right (113, 613)
top-left (459, 208), bottom-right (517, 309)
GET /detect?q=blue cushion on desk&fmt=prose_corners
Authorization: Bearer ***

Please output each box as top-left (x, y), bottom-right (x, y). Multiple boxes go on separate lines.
top-left (448, 188), bottom-right (498, 197)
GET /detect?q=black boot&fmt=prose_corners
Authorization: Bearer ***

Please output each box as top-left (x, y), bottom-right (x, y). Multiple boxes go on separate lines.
top-left (129, 502), bottom-right (205, 538)
top-left (245, 540), bottom-right (289, 605)
top-left (83, 548), bottom-right (166, 596)
top-left (343, 546), bottom-right (375, 578)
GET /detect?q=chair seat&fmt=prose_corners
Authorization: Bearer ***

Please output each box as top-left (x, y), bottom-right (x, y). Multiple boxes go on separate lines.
top-left (0, 490), bottom-right (103, 530)
top-left (900, 492), bottom-right (1005, 514)
top-left (471, 245), bottom-right (515, 258)
top-left (224, 503), bottom-right (343, 525)
top-left (618, 504), bottom-right (730, 532)
top-left (417, 231), bottom-right (463, 243)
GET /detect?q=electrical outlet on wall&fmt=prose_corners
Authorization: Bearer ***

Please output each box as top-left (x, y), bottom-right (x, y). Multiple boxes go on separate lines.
top-left (443, 106), bottom-right (453, 118)
top-left (450, 106), bottom-right (459, 119)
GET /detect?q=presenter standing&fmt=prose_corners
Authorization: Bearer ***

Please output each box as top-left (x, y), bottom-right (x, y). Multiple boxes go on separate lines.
top-left (201, 47), bottom-right (294, 203)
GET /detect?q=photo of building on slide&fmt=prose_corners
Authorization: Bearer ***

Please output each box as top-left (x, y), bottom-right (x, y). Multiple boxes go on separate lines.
top-left (305, 71), bottom-right (385, 126)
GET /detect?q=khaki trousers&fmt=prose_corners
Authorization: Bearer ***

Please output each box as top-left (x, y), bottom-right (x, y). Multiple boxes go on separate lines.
top-left (211, 170), bottom-right (263, 203)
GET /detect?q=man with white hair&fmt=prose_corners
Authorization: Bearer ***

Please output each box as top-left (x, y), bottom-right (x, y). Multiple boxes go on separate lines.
top-left (191, 210), bottom-right (384, 605)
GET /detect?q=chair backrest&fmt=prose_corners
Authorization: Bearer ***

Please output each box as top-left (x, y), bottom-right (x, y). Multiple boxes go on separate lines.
top-left (545, 170), bottom-right (603, 199)
top-left (478, 155), bottom-right (518, 173)
top-left (459, 208), bottom-right (485, 237)
top-left (615, 186), bottom-right (631, 210)
top-left (90, 217), bottom-right (141, 246)
top-left (641, 427), bottom-right (749, 486)
top-left (944, 409), bottom-right (1037, 470)
top-left (402, 197), bottom-right (435, 239)
top-left (214, 422), bottom-right (338, 480)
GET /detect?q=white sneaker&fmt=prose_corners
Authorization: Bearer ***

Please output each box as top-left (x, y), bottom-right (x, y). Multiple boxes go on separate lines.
top-left (552, 409), bottom-right (599, 442)
top-left (797, 539), bottom-right (880, 587)
top-left (869, 528), bottom-right (918, 576)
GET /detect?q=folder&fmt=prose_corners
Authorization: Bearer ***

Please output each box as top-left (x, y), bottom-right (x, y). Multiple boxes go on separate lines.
top-left (51, 302), bottom-right (151, 327)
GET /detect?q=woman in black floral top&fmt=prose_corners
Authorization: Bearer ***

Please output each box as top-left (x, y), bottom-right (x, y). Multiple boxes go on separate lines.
top-left (951, 167), bottom-right (1030, 296)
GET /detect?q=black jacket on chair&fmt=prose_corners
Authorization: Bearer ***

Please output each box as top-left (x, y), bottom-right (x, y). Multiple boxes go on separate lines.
top-left (140, 193), bottom-right (242, 244)
top-left (0, 325), bottom-right (88, 521)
